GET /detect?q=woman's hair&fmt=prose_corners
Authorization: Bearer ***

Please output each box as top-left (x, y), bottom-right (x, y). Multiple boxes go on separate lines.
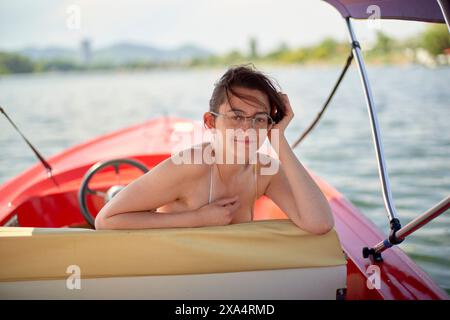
top-left (209, 64), bottom-right (286, 124)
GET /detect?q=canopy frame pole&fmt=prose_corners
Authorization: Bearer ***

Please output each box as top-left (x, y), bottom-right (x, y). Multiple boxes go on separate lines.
top-left (437, 0), bottom-right (450, 33)
top-left (371, 195), bottom-right (450, 255)
top-left (344, 18), bottom-right (403, 261)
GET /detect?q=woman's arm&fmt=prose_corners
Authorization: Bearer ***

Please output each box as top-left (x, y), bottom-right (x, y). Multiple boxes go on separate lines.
top-left (264, 136), bottom-right (334, 234)
top-left (95, 209), bottom-right (205, 230)
top-left (95, 196), bottom-right (240, 230)
top-left (95, 152), bottom-right (204, 230)
top-left (265, 93), bottom-right (334, 235)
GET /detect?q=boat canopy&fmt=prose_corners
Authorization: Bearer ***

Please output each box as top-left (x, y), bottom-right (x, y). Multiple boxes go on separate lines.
top-left (323, 0), bottom-right (447, 23)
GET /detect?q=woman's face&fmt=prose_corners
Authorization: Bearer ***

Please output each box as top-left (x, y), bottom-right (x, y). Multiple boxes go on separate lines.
top-left (207, 86), bottom-right (272, 164)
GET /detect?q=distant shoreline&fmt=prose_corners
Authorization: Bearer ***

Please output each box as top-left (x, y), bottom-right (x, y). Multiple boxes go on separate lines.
top-left (0, 60), bottom-right (448, 78)
top-left (2, 25), bottom-right (448, 75)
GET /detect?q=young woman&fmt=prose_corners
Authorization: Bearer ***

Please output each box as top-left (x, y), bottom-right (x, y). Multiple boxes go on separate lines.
top-left (95, 65), bottom-right (334, 234)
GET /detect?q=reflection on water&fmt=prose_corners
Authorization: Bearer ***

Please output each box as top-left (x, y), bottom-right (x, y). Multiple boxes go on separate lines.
top-left (1, 65), bottom-right (449, 294)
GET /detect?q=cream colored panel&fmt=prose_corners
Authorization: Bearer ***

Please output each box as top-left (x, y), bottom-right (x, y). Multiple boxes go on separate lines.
top-left (0, 220), bottom-right (346, 282)
top-left (0, 266), bottom-right (347, 300)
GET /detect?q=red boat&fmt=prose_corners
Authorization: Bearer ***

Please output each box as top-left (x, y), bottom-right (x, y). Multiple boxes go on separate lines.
top-left (0, 0), bottom-right (449, 299)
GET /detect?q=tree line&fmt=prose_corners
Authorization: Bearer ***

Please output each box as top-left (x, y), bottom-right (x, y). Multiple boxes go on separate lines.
top-left (1, 24), bottom-right (448, 75)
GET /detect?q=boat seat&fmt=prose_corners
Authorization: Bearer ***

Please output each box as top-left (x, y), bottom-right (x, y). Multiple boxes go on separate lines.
top-left (0, 219), bottom-right (347, 299)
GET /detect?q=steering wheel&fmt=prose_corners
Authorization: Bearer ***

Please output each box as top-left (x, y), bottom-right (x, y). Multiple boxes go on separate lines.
top-left (78, 158), bottom-right (149, 227)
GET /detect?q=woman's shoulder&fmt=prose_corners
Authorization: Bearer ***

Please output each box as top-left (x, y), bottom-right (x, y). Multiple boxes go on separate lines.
top-left (164, 142), bottom-right (212, 178)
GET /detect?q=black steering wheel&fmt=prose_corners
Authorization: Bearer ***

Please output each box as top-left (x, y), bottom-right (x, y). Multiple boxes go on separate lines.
top-left (78, 158), bottom-right (149, 227)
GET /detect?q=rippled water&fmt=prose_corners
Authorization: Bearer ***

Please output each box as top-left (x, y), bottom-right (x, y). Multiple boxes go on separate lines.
top-left (1, 65), bottom-right (449, 294)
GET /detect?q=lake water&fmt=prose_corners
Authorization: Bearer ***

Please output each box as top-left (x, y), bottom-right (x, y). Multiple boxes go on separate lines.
top-left (1, 65), bottom-right (449, 294)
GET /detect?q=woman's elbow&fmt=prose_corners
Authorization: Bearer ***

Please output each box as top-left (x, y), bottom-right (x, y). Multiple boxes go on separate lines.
top-left (313, 220), bottom-right (334, 235)
top-left (295, 211), bottom-right (335, 235)
top-left (312, 203), bottom-right (335, 234)
top-left (94, 216), bottom-right (102, 230)
top-left (314, 211), bottom-right (335, 235)
top-left (95, 209), bottom-right (114, 230)
top-left (94, 214), bottom-right (106, 230)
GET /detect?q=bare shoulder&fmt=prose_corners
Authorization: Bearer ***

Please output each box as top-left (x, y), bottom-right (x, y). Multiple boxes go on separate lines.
top-left (161, 141), bottom-right (212, 178)
top-left (117, 142), bottom-right (211, 204)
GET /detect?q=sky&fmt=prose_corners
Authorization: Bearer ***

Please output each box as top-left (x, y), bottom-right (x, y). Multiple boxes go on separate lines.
top-left (0, 0), bottom-right (430, 54)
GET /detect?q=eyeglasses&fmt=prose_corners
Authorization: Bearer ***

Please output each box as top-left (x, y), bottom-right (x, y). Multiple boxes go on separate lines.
top-left (210, 111), bottom-right (274, 129)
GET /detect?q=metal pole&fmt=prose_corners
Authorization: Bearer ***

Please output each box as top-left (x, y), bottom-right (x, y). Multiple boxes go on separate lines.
top-left (373, 195), bottom-right (450, 254)
top-left (437, 0), bottom-right (450, 33)
top-left (344, 18), bottom-right (400, 224)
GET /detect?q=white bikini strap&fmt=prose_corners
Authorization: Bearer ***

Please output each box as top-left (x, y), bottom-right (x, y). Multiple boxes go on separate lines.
top-left (209, 163), bottom-right (213, 204)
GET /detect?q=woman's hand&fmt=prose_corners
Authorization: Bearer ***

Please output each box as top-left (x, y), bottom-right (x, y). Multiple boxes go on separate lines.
top-left (269, 92), bottom-right (294, 142)
top-left (197, 195), bottom-right (240, 227)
